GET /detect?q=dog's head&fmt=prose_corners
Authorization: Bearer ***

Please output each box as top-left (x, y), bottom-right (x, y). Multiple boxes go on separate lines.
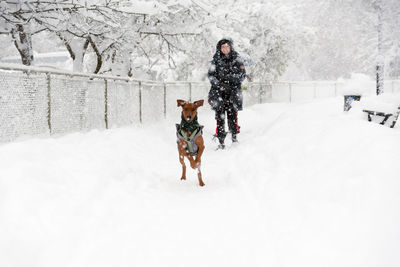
top-left (177, 99), bottom-right (204, 122)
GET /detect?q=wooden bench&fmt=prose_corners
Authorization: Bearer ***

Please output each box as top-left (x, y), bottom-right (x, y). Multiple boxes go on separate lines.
top-left (363, 106), bottom-right (400, 128)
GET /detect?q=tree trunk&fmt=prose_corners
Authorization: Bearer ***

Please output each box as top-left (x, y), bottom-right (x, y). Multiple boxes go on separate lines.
top-left (88, 36), bottom-right (103, 74)
top-left (11, 24), bottom-right (34, 66)
top-left (70, 38), bottom-right (90, 72)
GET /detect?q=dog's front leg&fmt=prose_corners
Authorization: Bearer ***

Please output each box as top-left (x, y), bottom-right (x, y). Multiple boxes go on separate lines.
top-left (179, 154), bottom-right (186, 180)
top-left (188, 155), bottom-right (197, 169)
top-left (187, 155), bottom-right (204, 186)
top-left (194, 136), bottom-right (205, 168)
top-left (178, 144), bottom-right (186, 181)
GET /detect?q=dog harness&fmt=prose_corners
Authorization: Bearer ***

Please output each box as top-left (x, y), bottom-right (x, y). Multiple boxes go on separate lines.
top-left (176, 124), bottom-right (204, 156)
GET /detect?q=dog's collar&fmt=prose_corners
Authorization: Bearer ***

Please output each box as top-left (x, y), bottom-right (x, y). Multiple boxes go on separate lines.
top-left (179, 114), bottom-right (200, 133)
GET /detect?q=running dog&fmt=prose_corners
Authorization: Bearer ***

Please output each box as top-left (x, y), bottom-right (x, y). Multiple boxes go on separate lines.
top-left (176, 99), bottom-right (205, 186)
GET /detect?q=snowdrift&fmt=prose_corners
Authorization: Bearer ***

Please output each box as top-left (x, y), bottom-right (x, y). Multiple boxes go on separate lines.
top-left (1, 97), bottom-right (399, 267)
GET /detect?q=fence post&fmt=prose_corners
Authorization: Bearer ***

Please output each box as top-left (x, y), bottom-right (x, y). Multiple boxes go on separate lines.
top-left (46, 73), bottom-right (52, 134)
top-left (79, 83), bottom-right (87, 131)
top-left (139, 81), bottom-right (142, 123)
top-left (104, 79), bottom-right (109, 129)
top-left (163, 83), bottom-right (167, 119)
top-left (259, 83), bottom-right (263, 104)
top-left (289, 83), bottom-right (292, 103)
top-left (264, 81), bottom-right (273, 102)
top-left (392, 80), bottom-right (395, 93)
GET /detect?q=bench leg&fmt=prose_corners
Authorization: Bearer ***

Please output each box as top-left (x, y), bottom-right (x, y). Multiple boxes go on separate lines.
top-left (380, 114), bottom-right (392, 125)
top-left (390, 111), bottom-right (400, 128)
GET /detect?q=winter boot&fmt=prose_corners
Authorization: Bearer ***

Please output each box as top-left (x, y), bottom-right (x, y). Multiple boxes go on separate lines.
top-left (232, 133), bottom-right (238, 143)
top-left (217, 132), bottom-right (226, 149)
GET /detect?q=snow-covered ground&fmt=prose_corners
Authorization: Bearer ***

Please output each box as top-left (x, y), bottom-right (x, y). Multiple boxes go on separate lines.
top-left (1, 96), bottom-right (399, 267)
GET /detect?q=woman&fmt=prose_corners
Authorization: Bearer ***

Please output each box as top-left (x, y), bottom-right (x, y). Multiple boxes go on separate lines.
top-left (208, 38), bottom-right (246, 149)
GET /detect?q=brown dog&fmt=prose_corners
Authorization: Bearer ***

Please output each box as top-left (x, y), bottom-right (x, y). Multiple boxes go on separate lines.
top-left (176, 99), bottom-right (205, 186)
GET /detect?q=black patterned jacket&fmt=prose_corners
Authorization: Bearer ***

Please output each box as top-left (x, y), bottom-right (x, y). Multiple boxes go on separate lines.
top-left (207, 39), bottom-right (246, 111)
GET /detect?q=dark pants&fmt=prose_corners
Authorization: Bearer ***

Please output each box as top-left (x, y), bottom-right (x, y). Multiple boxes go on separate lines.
top-left (215, 101), bottom-right (239, 143)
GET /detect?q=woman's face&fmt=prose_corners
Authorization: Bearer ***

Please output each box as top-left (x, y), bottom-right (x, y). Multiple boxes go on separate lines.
top-left (221, 43), bottom-right (231, 55)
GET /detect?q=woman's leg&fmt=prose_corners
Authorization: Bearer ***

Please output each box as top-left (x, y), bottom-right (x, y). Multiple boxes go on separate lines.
top-left (215, 108), bottom-right (227, 145)
top-left (227, 105), bottom-right (239, 138)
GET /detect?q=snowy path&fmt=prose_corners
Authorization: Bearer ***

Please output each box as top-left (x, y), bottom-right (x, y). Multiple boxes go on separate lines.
top-left (1, 97), bottom-right (400, 267)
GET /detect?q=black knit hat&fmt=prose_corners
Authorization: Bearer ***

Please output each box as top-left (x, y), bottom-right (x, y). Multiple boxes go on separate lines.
top-left (216, 38), bottom-right (233, 51)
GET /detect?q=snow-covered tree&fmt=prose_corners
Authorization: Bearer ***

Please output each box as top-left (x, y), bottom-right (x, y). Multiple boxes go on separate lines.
top-left (0, 0), bottom-right (47, 65)
top-left (3, 0), bottom-right (398, 83)
top-left (160, 0), bottom-right (312, 82)
top-left (282, 0), bottom-right (400, 81)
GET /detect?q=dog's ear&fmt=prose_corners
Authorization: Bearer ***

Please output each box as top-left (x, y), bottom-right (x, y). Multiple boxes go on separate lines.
top-left (194, 99), bottom-right (204, 108)
top-left (177, 99), bottom-right (186, 107)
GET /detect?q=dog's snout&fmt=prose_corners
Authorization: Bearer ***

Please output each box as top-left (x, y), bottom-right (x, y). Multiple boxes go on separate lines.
top-left (186, 115), bottom-right (192, 121)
